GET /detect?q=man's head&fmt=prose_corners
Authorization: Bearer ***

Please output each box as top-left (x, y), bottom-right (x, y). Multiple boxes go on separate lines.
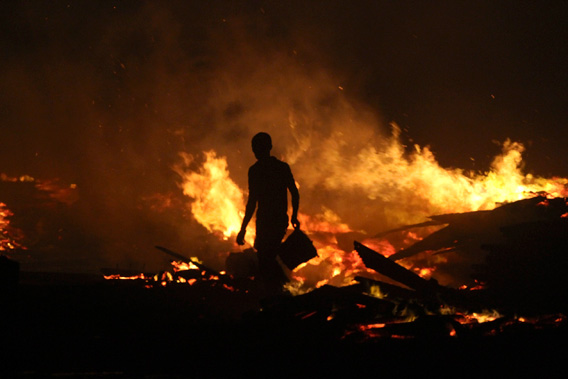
top-left (251, 132), bottom-right (272, 160)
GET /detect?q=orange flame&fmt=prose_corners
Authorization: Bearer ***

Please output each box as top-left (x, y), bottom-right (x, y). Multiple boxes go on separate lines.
top-left (174, 151), bottom-right (255, 243)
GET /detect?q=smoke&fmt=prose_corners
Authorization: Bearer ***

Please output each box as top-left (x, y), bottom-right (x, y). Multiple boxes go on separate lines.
top-left (2, 1), bottom-right (566, 274)
top-left (0, 2), bottom-right (391, 272)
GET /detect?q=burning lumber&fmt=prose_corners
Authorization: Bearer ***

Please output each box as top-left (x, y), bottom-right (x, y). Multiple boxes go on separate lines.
top-left (155, 245), bottom-right (223, 277)
top-left (366, 195), bottom-right (568, 312)
top-left (354, 241), bottom-right (438, 293)
top-left (354, 240), bottom-right (476, 311)
top-left (388, 195), bottom-right (568, 262)
top-left (354, 276), bottom-right (424, 302)
top-left (155, 245), bottom-right (237, 288)
top-left (97, 195), bottom-right (568, 346)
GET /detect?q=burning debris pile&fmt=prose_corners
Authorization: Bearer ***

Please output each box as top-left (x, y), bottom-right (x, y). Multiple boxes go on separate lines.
top-left (104, 194), bottom-right (568, 341)
top-left (98, 132), bottom-right (568, 341)
top-left (286, 195), bottom-right (567, 339)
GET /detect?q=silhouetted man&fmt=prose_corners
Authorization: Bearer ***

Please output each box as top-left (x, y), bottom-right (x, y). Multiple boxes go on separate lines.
top-left (236, 132), bottom-right (300, 292)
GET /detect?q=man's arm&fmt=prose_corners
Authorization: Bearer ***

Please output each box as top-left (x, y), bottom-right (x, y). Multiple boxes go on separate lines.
top-left (288, 171), bottom-right (300, 230)
top-left (236, 193), bottom-right (257, 245)
top-left (237, 170), bottom-right (258, 245)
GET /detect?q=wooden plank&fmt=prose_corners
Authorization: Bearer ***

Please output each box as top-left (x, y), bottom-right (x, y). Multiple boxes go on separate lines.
top-left (354, 241), bottom-right (438, 292)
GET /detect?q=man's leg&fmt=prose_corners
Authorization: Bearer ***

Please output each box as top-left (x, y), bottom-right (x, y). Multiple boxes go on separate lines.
top-left (255, 223), bottom-right (288, 293)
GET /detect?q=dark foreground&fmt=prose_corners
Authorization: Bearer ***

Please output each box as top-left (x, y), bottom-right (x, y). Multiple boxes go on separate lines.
top-left (1, 272), bottom-right (567, 378)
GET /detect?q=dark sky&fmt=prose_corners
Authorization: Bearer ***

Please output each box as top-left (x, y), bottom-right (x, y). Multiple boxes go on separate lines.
top-left (1, 0), bottom-right (567, 271)
top-left (277, 0), bottom-right (568, 175)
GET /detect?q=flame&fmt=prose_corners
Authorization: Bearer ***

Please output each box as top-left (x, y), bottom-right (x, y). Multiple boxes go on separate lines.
top-left (314, 127), bottom-right (567, 224)
top-left (456, 309), bottom-right (502, 324)
top-left (297, 208), bottom-right (352, 234)
top-left (170, 260), bottom-right (199, 271)
top-left (0, 202), bottom-right (26, 252)
top-left (174, 127), bottom-right (568, 293)
top-left (0, 173), bottom-right (34, 183)
top-left (103, 273), bottom-right (149, 280)
top-left (174, 151), bottom-right (254, 243)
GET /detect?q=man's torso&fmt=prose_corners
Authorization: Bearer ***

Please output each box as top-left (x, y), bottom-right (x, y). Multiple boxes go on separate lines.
top-left (249, 156), bottom-right (292, 227)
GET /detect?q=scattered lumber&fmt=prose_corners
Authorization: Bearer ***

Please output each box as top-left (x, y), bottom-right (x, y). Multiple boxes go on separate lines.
top-left (366, 195), bottom-right (568, 313)
top-left (354, 242), bottom-right (487, 311)
top-left (387, 195), bottom-right (568, 262)
top-left (106, 196), bottom-right (568, 338)
top-left (154, 245), bottom-right (237, 287)
top-left (474, 217), bottom-right (568, 313)
top-left (257, 283), bottom-right (396, 327)
top-left (354, 275), bottom-right (419, 301)
top-left (155, 245), bottom-right (222, 276)
top-left (354, 241), bottom-right (438, 292)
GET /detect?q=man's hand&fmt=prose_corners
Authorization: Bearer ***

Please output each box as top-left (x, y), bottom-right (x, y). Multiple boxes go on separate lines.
top-left (291, 215), bottom-right (300, 230)
top-left (236, 229), bottom-right (246, 245)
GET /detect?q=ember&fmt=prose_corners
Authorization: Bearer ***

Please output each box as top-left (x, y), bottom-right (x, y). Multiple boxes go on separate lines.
top-left (0, 202), bottom-right (25, 252)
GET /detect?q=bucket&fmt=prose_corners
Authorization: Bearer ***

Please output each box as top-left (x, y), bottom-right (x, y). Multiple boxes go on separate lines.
top-left (279, 229), bottom-right (318, 270)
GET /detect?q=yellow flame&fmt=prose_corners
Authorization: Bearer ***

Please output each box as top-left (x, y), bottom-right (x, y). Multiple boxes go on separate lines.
top-left (174, 151), bottom-right (255, 242)
top-left (458, 309), bottom-right (502, 324)
top-left (170, 260), bottom-right (199, 271)
top-left (317, 127), bottom-right (567, 222)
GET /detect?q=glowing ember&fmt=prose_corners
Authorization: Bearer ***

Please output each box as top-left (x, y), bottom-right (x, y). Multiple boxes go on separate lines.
top-left (0, 202), bottom-right (25, 252)
top-left (171, 260), bottom-right (199, 271)
top-left (456, 309), bottom-right (502, 324)
top-left (103, 273), bottom-right (149, 280)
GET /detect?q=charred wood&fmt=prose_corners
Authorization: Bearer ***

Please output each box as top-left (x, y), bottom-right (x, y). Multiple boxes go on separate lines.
top-left (225, 249), bottom-right (258, 278)
top-left (258, 283), bottom-right (396, 328)
top-left (354, 241), bottom-right (438, 292)
top-left (354, 275), bottom-right (418, 301)
top-left (388, 227), bottom-right (458, 261)
top-left (388, 195), bottom-right (568, 262)
top-left (100, 267), bottom-right (151, 277)
top-left (354, 242), bottom-right (484, 311)
top-left (155, 245), bottom-right (221, 276)
top-left (155, 245), bottom-right (236, 287)
top-left (474, 218), bottom-right (568, 314)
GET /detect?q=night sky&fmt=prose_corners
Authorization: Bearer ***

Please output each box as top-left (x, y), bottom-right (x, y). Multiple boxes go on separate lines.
top-left (1, 1), bottom-right (567, 271)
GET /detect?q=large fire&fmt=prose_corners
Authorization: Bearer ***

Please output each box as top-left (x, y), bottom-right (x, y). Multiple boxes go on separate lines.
top-left (173, 125), bottom-right (568, 293)
top-left (174, 151), bottom-right (255, 244)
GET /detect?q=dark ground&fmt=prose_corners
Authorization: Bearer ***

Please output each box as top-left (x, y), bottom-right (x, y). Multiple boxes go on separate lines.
top-left (1, 271), bottom-right (567, 378)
